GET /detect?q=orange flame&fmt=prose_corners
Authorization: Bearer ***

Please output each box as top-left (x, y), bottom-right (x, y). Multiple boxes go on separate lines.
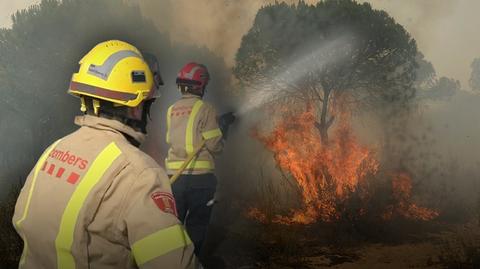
top-left (248, 106), bottom-right (438, 225)
top-left (246, 207), bottom-right (269, 224)
top-left (253, 107), bottom-right (378, 224)
top-left (383, 172), bottom-right (439, 221)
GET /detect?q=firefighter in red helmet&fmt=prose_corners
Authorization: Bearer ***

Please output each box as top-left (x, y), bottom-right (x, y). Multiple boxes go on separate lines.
top-left (165, 62), bottom-right (234, 264)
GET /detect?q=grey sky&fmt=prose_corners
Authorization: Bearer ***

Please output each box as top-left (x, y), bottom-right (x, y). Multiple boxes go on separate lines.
top-left (2, 0), bottom-right (479, 88)
top-left (0, 0), bottom-right (39, 28)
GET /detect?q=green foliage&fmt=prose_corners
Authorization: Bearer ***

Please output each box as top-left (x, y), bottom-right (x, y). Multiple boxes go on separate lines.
top-left (234, 0), bottom-right (418, 106)
top-left (415, 53), bottom-right (460, 100)
top-left (470, 58), bottom-right (480, 92)
top-left (415, 52), bottom-right (436, 90)
top-left (420, 77), bottom-right (460, 100)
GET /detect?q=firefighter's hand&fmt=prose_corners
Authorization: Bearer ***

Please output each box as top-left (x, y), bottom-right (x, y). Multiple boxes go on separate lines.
top-left (219, 112), bottom-right (236, 140)
top-left (219, 112), bottom-right (235, 127)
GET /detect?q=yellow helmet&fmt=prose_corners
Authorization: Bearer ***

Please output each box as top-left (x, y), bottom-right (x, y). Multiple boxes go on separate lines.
top-left (68, 40), bottom-right (154, 109)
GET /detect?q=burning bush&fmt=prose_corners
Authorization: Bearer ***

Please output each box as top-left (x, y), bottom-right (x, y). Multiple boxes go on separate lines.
top-left (233, 0), bottom-right (437, 229)
top-left (382, 172), bottom-right (439, 221)
top-left (252, 107), bottom-right (378, 223)
top-left (247, 105), bottom-right (438, 226)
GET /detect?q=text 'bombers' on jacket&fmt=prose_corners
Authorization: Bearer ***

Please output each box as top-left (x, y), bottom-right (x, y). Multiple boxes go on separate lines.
top-left (13, 115), bottom-right (196, 269)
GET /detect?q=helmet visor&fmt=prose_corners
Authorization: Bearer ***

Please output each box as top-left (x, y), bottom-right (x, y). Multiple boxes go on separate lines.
top-left (143, 52), bottom-right (164, 98)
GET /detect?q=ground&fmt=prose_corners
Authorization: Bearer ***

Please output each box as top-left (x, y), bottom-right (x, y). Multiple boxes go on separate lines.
top-left (206, 219), bottom-right (480, 269)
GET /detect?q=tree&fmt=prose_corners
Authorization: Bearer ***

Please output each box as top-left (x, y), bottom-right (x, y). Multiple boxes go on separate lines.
top-left (414, 53), bottom-right (460, 100)
top-left (234, 0), bottom-right (418, 143)
top-left (418, 77), bottom-right (460, 100)
top-left (414, 52), bottom-right (436, 90)
top-left (470, 58), bottom-right (480, 92)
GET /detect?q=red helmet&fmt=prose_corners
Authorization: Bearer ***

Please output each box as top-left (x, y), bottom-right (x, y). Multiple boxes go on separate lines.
top-left (176, 62), bottom-right (210, 91)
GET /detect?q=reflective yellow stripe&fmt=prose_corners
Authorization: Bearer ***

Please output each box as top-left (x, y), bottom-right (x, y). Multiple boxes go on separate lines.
top-left (55, 142), bottom-right (122, 269)
top-left (185, 100), bottom-right (204, 155)
top-left (15, 139), bottom-right (62, 268)
top-left (202, 128), bottom-right (222, 140)
top-left (166, 105), bottom-right (173, 144)
top-left (166, 160), bottom-right (214, 170)
top-left (132, 224), bottom-right (192, 266)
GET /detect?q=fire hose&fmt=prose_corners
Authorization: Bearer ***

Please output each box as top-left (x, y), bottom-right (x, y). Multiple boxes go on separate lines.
top-left (169, 141), bottom-right (215, 207)
top-left (169, 139), bottom-right (207, 184)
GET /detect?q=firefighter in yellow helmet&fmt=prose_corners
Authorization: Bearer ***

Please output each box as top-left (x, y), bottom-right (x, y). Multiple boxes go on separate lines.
top-left (12, 40), bottom-right (195, 268)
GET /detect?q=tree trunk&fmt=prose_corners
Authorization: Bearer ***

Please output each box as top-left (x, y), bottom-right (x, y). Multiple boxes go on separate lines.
top-left (318, 88), bottom-right (331, 145)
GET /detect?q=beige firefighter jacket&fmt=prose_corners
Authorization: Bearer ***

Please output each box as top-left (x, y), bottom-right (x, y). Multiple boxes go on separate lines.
top-left (165, 94), bottom-right (223, 175)
top-left (12, 115), bottom-right (195, 269)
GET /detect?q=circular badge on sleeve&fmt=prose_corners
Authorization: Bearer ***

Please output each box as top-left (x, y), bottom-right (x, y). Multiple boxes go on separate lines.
top-left (151, 191), bottom-right (178, 217)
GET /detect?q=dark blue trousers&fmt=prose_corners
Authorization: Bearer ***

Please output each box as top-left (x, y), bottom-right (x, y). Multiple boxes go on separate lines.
top-left (171, 173), bottom-right (217, 257)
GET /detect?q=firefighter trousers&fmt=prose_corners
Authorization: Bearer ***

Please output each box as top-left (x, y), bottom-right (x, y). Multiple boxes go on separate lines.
top-left (171, 173), bottom-right (217, 257)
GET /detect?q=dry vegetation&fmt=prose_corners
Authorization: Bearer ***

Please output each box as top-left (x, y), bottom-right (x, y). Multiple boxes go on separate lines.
top-left (437, 223), bottom-right (480, 269)
top-left (208, 166), bottom-right (480, 269)
top-left (0, 182), bottom-right (22, 268)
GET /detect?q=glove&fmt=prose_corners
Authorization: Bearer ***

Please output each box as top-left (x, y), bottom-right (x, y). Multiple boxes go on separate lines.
top-left (219, 112), bottom-right (236, 140)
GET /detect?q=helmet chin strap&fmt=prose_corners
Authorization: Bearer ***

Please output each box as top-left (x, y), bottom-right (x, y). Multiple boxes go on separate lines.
top-left (189, 86), bottom-right (206, 98)
top-left (126, 98), bottom-right (155, 134)
top-left (93, 97), bottom-right (155, 142)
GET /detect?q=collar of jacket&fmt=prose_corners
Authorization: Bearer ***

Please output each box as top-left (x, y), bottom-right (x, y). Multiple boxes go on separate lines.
top-left (74, 115), bottom-right (146, 145)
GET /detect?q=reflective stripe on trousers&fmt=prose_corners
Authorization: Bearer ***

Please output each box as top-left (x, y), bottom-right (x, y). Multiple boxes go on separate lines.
top-left (55, 142), bottom-right (122, 269)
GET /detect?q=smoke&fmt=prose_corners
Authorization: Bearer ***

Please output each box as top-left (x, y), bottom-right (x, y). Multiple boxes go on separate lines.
top-left (362, 0), bottom-right (480, 89)
top-left (0, 1), bottom-right (478, 265)
top-left (0, 0), bottom-right (476, 205)
top-left (237, 34), bottom-right (355, 115)
top-left (0, 0), bottom-right (233, 196)
top-left (3, 1), bottom-right (478, 86)
top-left (127, 0), bottom-right (318, 67)
top-left (120, 0), bottom-right (480, 214)
top-left (126, 0), bottom-right (480, 88)
top-left (1, 0), bottom-right (478, 202)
